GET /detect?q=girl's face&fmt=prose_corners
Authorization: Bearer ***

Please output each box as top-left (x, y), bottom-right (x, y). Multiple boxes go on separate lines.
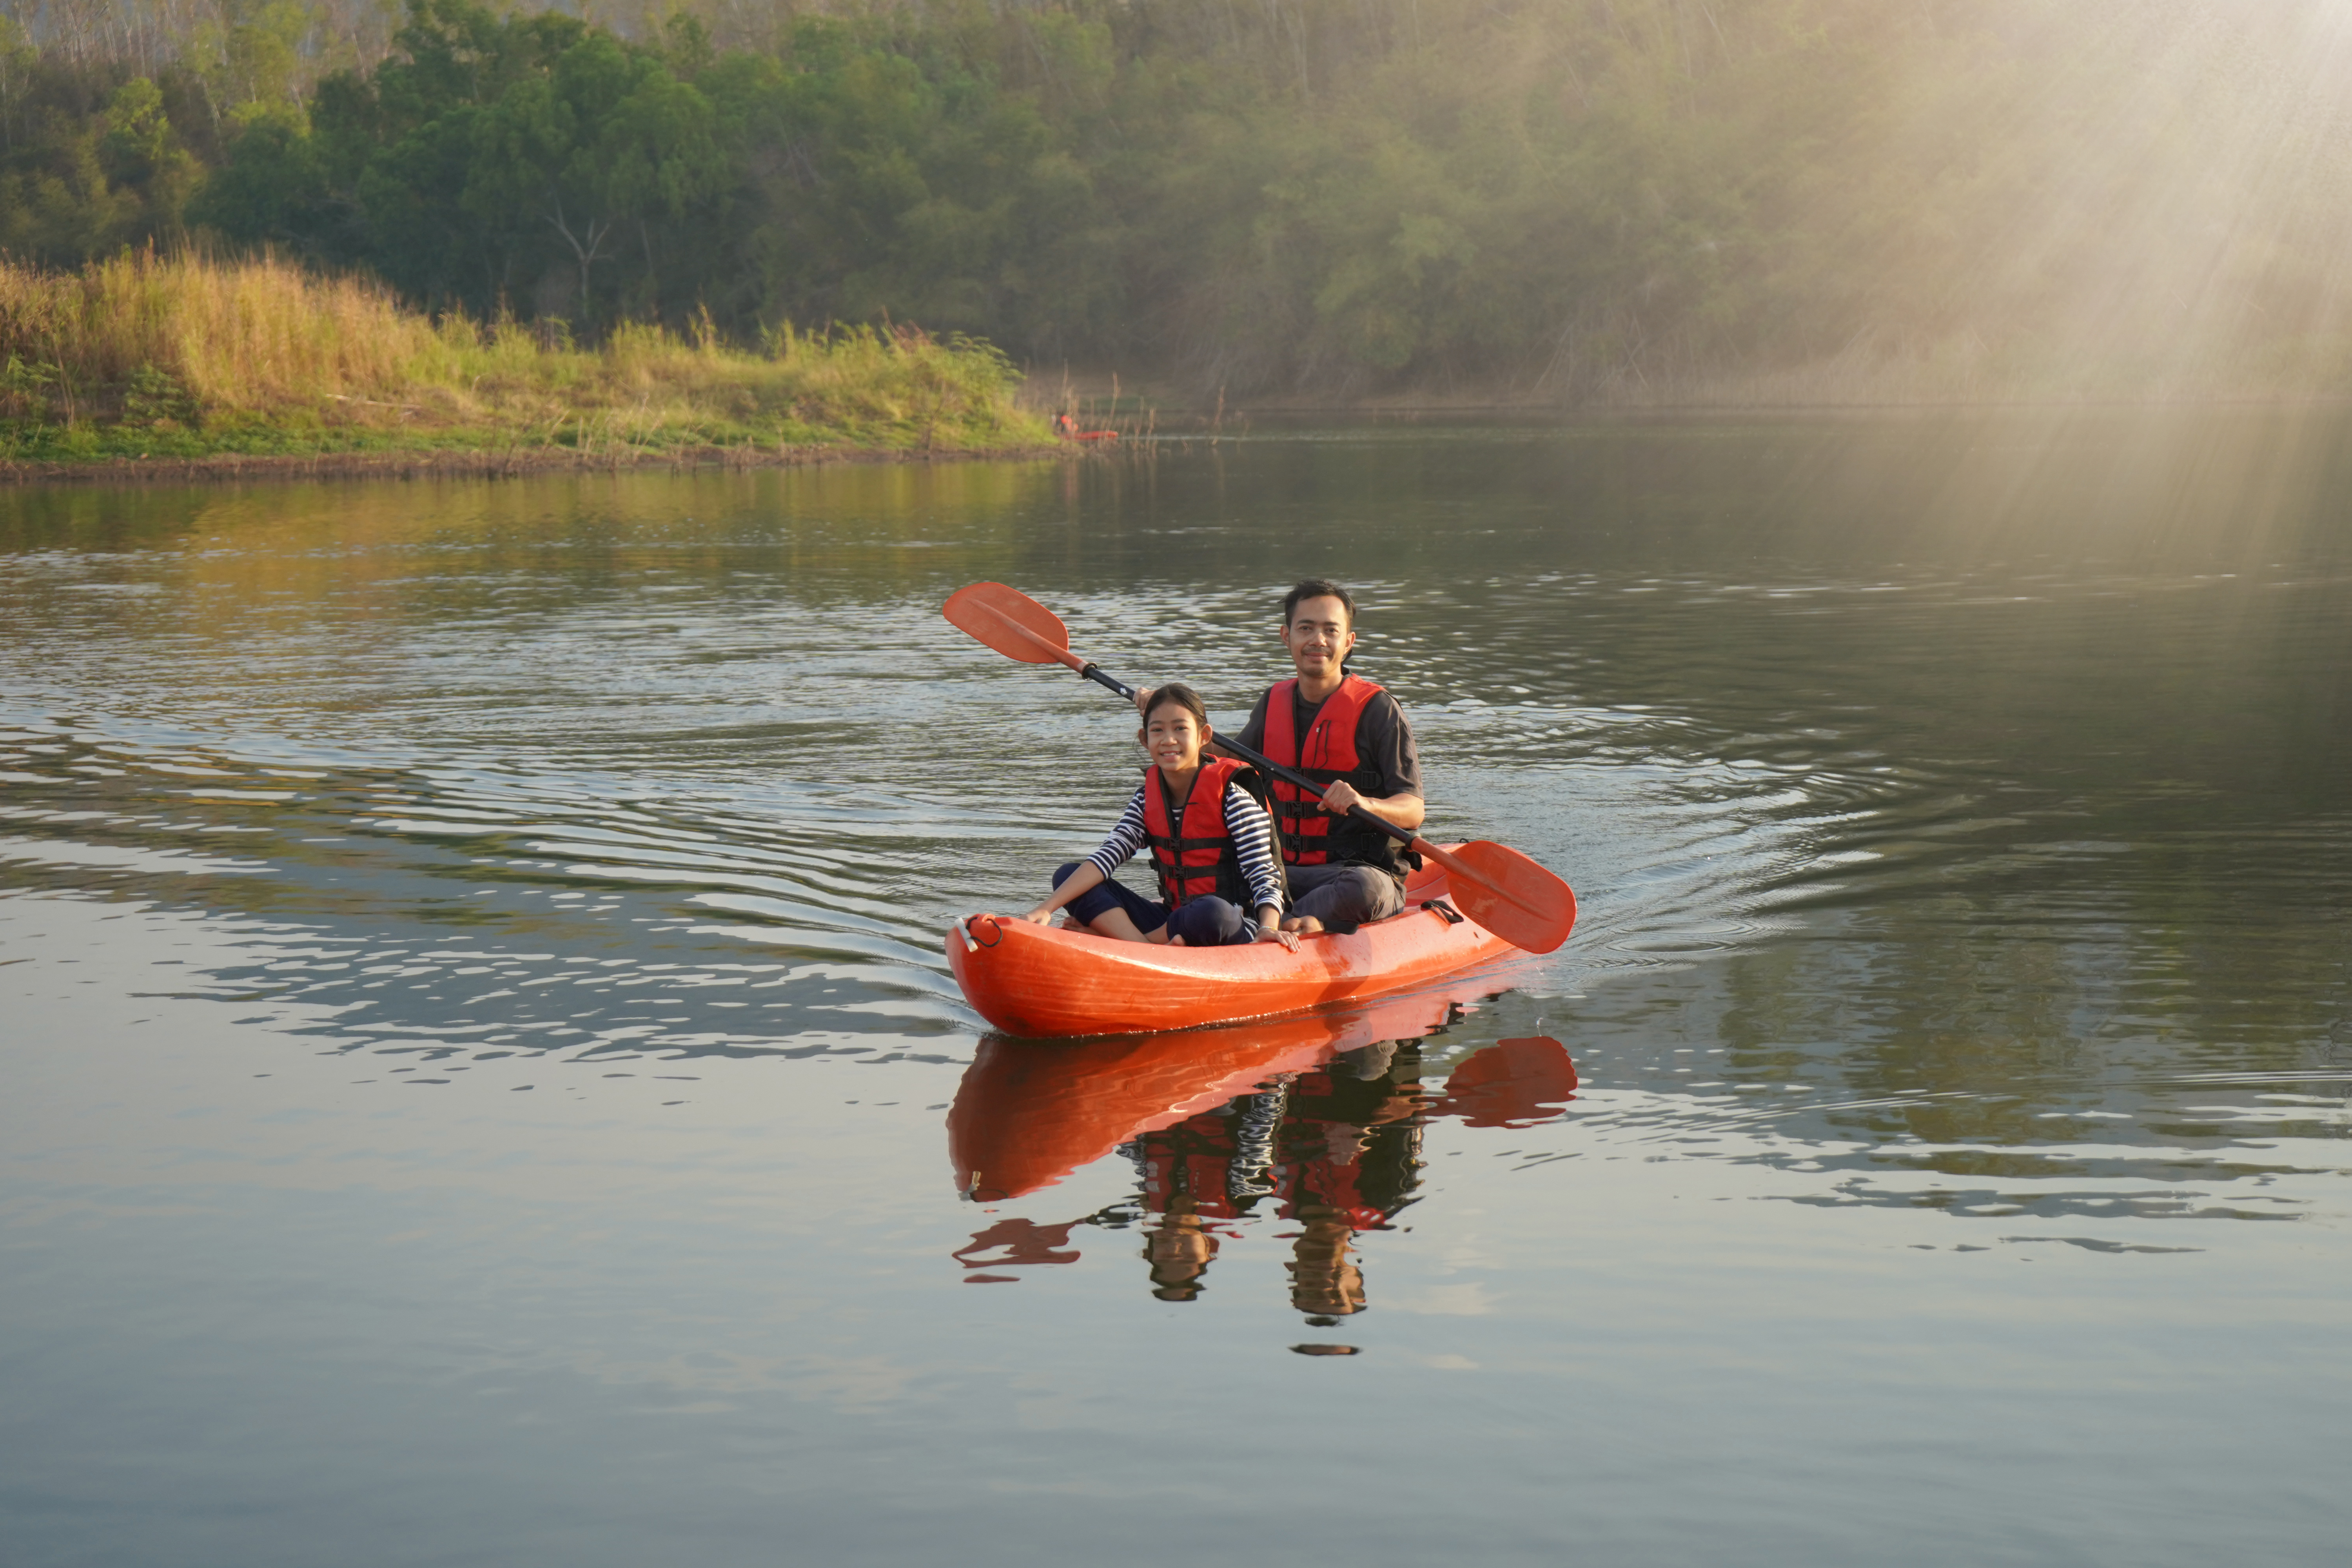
top-left (1143, 705), bottom-right (1208, 774)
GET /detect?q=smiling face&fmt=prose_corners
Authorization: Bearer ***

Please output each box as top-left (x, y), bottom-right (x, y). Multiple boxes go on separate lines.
top-left (1141, 701), bottom-right (1209, 776)
top-left (1282, 594), bottom-right (1357, 685)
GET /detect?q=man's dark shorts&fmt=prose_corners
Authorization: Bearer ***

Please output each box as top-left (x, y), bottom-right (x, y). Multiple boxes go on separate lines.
top-left (1285, 862), bottom-right (1405, 933)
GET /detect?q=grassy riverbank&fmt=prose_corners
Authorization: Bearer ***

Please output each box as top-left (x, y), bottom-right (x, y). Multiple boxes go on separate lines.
top-left (0, 253), bottom-right (1052, 476)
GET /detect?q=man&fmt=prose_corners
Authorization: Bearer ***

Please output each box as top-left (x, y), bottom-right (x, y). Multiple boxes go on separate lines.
top-left (1233, 579), bottom-right (1425, 935)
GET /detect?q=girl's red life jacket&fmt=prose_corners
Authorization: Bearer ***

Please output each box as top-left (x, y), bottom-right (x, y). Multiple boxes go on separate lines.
top-left (1261, 675), bottom-right (1412, 877)
top-left (1143, 755), bottom-right (1249, 907)
top-left (1141, 1145), bottom-right (1253, 1220)
top-left (1134, 1090), bottom-right (1287, 1220)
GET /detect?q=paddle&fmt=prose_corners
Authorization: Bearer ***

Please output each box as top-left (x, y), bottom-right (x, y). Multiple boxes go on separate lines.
top-left (942, 581), bottom-right (1578, 954)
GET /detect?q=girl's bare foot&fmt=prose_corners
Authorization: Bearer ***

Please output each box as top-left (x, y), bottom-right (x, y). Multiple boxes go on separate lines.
top-left (1282, 915), bottom-right (1325, 935)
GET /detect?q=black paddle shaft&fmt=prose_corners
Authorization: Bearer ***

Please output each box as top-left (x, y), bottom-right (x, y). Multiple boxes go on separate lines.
top-left (1073, 661), bottom-right (1419, 851)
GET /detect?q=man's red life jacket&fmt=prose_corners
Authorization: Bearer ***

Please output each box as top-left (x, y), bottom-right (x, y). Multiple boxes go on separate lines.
top-left (1278, 1157), bottom-right (1392, 1232)
top-left (1261, 675), bottom-right (1411, 879)
top-left (1143, 755), bottom-right (1250, 907)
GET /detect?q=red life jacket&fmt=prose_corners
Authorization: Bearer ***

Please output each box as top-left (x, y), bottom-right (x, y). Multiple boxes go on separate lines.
top-left (1143, 755), bottom-right (1249, 907)
top-left (1275, 1105), bottom-right (1421, 1231)
top-left (1283, 1158), bottom-right (1391, 1231)
top-left (1261, 675), bottom-right (1410, 877)
top-left (1141, 1147), bottom-right (1250, 1220)
top-left (1135, 1094), bottom-right (1286, 1220)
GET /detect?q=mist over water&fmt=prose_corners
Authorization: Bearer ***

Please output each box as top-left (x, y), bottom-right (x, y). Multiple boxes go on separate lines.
top-left (3, 414), bottom-right (2348, 1565)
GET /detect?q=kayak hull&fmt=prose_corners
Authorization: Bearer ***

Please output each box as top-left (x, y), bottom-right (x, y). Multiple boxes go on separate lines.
top-left (946, 855), bottom-right (1520, 1037)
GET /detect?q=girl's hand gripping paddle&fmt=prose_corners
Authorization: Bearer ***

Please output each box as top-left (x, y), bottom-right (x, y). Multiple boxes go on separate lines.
top-left (942, 581), bottom-right (1578, 955)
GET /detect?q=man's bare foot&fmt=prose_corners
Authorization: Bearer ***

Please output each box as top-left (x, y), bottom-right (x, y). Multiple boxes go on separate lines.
top-left (1282, 915), bottom-right (1325, 935)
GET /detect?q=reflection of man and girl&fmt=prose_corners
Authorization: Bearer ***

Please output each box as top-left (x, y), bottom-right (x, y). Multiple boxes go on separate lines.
top-left (951, 1030), bottom-right (1579, 1312)
top-left (1136, 1040), bottom-right (1426, 1318)
top-left (1019, 578), bottom-right (1428, 946)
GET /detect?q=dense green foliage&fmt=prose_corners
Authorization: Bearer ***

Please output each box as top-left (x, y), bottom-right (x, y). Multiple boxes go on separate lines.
top-left (11, 0), bottom-right (2352, 399)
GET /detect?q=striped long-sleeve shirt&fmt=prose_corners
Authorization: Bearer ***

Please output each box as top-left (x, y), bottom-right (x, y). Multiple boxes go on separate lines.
top-left (1085, 779), bottom-right (1286, 918)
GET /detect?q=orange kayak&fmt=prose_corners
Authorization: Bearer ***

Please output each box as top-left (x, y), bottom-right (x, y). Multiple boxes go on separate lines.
top-left (946, 853), bottom-right (1522, 1037)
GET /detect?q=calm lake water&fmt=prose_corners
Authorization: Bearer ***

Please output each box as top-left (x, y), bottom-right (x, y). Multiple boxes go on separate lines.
top-left (4, 412), bottom-right (2349, 1566)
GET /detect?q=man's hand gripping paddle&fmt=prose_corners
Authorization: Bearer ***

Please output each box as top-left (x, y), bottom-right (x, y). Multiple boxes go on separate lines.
top-left (942, 581), bottom-right (1578, 955)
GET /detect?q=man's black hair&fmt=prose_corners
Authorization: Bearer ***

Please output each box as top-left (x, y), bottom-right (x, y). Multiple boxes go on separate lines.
top-left (1283, 578), bottom-right (1357, 628)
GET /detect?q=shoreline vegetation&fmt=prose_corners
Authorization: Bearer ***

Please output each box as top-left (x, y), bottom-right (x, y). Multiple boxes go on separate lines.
top-left (0, 252), bottom-right (1053, 482)
top-left (11, 0), bottom-right (2352, 439)
top-left (4, 249), bottom-right (2342, 488)
top-left (7, 1), bottom-right (2352, 481)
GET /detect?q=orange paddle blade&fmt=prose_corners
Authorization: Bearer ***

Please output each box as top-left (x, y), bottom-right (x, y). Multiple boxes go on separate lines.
top-left (1431, 840), bottom-right (1577, 955)
top-left (1434, 1036), bottom-right (1578, 1127)
top-left (944, 581), bottom-right (1073, 665)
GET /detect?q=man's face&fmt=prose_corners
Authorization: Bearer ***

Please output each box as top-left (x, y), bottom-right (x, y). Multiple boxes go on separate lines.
top-left (1282, 595), bottom-right (1356, 681)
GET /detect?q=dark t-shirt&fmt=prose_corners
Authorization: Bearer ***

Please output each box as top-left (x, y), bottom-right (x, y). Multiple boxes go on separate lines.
top-left (1234, 679), bottom-right (1423, 800)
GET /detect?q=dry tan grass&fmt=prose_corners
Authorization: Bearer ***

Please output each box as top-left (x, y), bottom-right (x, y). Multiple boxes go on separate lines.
top-left (0, 250), bottom-right (1048, 455)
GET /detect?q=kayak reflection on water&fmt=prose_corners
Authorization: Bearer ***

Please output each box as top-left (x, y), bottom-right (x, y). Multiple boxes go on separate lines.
top-left (947, 995), bottom-right (1575, 1318)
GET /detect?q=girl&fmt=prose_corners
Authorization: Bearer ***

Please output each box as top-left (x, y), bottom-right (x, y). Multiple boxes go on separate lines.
top-left (1023, 684), bottom-right (1296, 949)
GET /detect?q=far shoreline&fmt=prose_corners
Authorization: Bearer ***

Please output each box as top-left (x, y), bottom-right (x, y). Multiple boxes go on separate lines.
top-left (11, 394), bottom-right (2348, 488)
top-left (1036, 361), bottom-right (2352, 426)
top-left (0, 439), bottom-right (1072, 487)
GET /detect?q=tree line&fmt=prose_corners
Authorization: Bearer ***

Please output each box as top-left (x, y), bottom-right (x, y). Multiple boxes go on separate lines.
top-left (9, 0), bottom-right (2352, 401)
